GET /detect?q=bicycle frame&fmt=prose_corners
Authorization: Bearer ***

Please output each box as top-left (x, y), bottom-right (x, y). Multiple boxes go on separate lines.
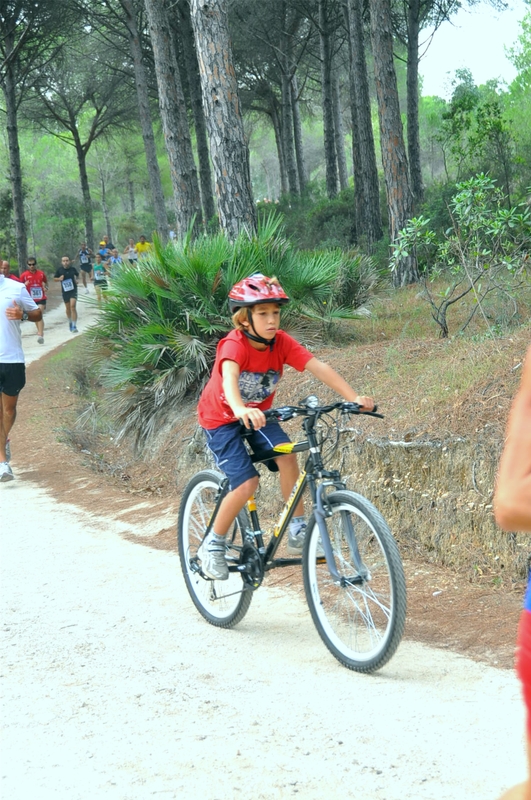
top-left (203, 410), bottom-right (369, 584)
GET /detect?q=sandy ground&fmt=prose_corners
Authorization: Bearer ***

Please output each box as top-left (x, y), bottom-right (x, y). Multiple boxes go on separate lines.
top-left (1, 286), bottom-right (529, 799)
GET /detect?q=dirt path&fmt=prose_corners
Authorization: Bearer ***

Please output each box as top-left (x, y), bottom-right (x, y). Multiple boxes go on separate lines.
top-left (21, 283), bottom-right (99, 365)
top-left (1, 291), bottom-right (529, 797)
top-left (0, 480), bottom-right (527, 799)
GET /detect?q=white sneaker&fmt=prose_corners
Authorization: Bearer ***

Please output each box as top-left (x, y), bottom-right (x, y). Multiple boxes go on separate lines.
top-left (197, 534), bottom-right (229, 580)
top-left (0, 462), bottom-right (14, 482)
top-left (287, 524), bottom-right (325, 557)
top-left (85, 288), bottom-right (89, 294)
top-left (37, 336), bottom-right (44, 344)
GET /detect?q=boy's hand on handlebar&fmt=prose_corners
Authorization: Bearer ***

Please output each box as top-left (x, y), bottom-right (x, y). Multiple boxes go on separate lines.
top-left (237, 406), bottom-right (267, 429)
top-left (355, 395), bottom-right (376, 412)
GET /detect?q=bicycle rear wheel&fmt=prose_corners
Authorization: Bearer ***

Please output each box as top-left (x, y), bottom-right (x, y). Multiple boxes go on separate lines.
top-left (303, 490), bottom-right (406, 673)
top-left (177, 469), bottom-right (253, 628)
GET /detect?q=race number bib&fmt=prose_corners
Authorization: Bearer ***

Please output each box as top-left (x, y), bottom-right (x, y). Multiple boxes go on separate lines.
top-left (80, 253), bottom-right (89, 264)
top-left (94, 271), bottom-right (105, 281)
top-left (61, 278), bottom-right (74, 292)
top-left (30, 286), bottom-right (43, 299)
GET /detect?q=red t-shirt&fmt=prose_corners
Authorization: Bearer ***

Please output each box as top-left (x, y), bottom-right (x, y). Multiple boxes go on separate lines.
top-left (20, 270), bottom-right (47, 302)
top-left (7, 273), bottom-right (22, 282)
top-left (198, 329), bottom-right (314, 429)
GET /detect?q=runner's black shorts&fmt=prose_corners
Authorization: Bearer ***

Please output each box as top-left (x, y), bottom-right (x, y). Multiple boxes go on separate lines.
top-left (35, 299), bottom-right (47, 307)
top-left (80, 264), bottom-right (92, 273)
top-left (0, 363), bottom-right (26, 396)
top-left (62, 290), bottom-right (78, 303)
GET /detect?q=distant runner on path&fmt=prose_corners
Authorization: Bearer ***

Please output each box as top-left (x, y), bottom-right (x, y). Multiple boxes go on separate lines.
top-left (135, 235), bottom-right (151, 259)
top-left (19, 257), bottom-right (47, 344)
top-left (0, 261), bottom-right (22, 282)
top-left (54, 256), bottom-right (79, 334)
top-left (0, 271), bottom-right (41, 481)
top-left (92, 253), bottom-right (108, 303)
top-left (78, 242), bottom-right (93, 295)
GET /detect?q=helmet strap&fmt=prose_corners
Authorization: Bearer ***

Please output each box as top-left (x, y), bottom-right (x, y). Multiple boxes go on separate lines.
top-left (243, 309), bottom-right (276, 350)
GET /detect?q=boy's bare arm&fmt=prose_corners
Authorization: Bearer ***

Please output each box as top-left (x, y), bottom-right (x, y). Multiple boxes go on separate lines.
top-left (221, 360), bottom-right (267, 429)
top-left (494, 345), bottom-right (531, 532)
top-left (304, 357), bottom-right (374, 411)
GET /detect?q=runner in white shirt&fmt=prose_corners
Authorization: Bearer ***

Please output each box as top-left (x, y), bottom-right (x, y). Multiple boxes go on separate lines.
top-left (0, 273), bottom-right (41, 481)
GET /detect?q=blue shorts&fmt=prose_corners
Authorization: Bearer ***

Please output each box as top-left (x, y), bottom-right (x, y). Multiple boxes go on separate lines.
top-left (203, 420), bottom-right (291, 491)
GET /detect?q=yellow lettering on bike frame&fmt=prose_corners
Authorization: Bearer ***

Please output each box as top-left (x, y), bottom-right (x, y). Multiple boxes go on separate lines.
top-left (273, 470), bottom-right (307, 537)
top-left (247, 496), bottom-right (257, 512)
top-left (272, 443), bottom-right (295, 454)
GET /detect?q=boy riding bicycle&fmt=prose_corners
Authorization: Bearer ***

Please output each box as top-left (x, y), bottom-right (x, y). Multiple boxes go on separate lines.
top-left (197, 274), bottom-right (375, 581)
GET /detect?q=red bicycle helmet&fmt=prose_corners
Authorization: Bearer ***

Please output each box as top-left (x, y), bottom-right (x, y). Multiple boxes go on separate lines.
top-left (228, 273), bottom-right (290, 312)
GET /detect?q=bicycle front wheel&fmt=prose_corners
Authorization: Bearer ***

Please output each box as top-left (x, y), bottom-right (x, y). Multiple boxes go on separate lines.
top-left (177, 469), bottom-right (253, 628)
top-left (303, 490), bottom-right (406, 673)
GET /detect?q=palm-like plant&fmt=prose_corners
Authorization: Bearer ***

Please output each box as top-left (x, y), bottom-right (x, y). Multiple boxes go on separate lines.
top-left (88, 215), bottom-right (379, 448)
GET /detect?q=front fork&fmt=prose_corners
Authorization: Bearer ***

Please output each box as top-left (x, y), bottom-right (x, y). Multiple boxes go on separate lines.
top-left (313, 482), bottom-right (368, 584)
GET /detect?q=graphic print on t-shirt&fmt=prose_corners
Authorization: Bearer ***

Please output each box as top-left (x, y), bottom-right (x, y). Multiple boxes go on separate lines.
top-left (238, 369), bottom-right (280, 403)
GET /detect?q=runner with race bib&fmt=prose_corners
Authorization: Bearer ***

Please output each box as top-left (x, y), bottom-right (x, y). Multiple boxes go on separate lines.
top-left (92, 253), bottom-right (108, 303)
top-left (78, 242), bottom-right (93, 295)
top-left (19, 257), bottom-right (48, 344)
top-left (54, 256), bottom-right (79, 334)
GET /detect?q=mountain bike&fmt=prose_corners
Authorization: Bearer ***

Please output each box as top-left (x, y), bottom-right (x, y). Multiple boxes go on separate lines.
top-left (177, 397), bottom-right (407, 673)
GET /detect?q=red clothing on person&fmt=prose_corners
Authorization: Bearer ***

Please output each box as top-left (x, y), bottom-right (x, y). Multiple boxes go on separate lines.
top-left (7, 273), bottom-right (22, 282)
top-left (198, 329), bottom-right (313, 429)
top-left (20, 269), bottom-right (47, 302)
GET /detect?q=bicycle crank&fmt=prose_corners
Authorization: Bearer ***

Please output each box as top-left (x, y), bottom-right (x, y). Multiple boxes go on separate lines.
top-left (236, 542), bottom-right (264, 589)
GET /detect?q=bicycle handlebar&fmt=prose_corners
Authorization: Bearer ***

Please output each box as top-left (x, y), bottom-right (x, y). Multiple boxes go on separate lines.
top-left (263, 400), bottom-right (384, 422)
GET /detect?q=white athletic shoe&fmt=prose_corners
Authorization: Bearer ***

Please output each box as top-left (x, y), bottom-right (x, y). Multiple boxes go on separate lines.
top-left (37, 336), bottom-right (44, 344)
top-left (197, 533), bottom-right (229, 580)
top-left (0, 462), bottom-right (14, 482)
top-left (287, 524), bottom-right (325, 557)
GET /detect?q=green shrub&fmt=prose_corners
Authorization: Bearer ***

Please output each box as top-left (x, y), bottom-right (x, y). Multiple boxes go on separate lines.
top-left (88, 215), bottom-right (380, 448)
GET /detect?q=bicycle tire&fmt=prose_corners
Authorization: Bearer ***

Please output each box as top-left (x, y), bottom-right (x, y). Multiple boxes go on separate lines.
top-left (177, 469), bottom-right (253, 628)
top-left (303, 490), bottom-right (406, 673)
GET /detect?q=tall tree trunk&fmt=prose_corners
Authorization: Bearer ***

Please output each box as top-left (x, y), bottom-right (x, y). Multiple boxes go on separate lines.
top-left (128, 178), bottom-right (136, 213)
top-left (271, 100), bottom-right (288, 196)
top-left (174, 0), bottom-right (216, 223)
top-left (121, 0), bottom-right (169, 240)
top-left (190, 0), bottom-right (257, 239)
top-left (369, 0), bottom-right (417, 286)
top-left (291, 74), bottom-right (307, 194)
top-left (344, 0), bottom-right (383, 246)
top-left (319, 0), bottom-right (338, 198)
top-left (342, 1), bottom-right (364, 243)
top-left (332, 68), bottom-right (349, 191)
top-left (98, 166), bottom-right (112, 240)
top-left (2, 42), bottom-right (27, 269)
top-left (280, 4), bottom-right (299, 196)
top-left (406, 0), bottom-right (424, 206)
top-left (281, 72), bottom-right (299, 195)
top-left (73, 136), bottom-right (95, 251)
top-left (144, 0), bottom-right (202, 239)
